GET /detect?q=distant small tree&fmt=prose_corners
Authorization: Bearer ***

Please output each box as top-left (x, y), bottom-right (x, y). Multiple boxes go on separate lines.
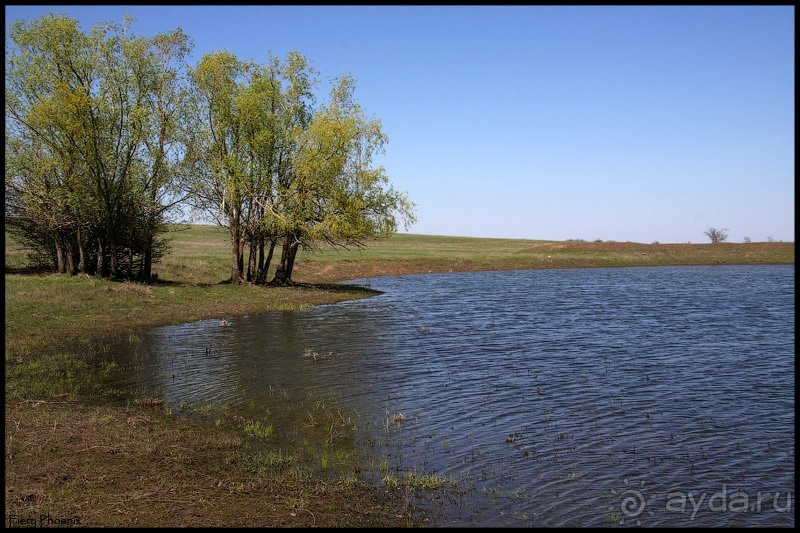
top-left (704, 227), bottom-right (729, 243)
top-left (743, 236), bottom-right (751, 243)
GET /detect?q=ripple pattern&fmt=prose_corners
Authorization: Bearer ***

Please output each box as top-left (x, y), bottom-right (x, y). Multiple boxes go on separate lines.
top-left (105, 265), bottom-right (794, 527)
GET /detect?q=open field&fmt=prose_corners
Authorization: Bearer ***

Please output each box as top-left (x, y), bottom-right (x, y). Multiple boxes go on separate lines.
top-left (12, 223), bottom-right (785, 284)
top-left (5, 226), bottom-right (794, 526)
top-left (293, 232), bottom-right (795, 283)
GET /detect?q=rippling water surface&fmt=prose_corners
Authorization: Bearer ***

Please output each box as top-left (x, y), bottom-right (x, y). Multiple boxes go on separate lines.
top-left (106, 265), bottom-right (794, 527)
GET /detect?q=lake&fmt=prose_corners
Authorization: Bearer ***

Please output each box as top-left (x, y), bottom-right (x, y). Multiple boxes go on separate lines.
top-left (105, 265), bottom-right (795, 527)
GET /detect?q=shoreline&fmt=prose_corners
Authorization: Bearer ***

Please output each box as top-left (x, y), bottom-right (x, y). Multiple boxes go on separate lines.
top-left (5, 236), bottom-right (794, 527)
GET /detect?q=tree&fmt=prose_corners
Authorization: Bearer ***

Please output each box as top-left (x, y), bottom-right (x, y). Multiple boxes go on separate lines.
top-left (271, 74), bottom-right (415, 285)
top-left (184, 51), bottom-right (255, 283)
top-left (185, 50), bottom-right (415, 285)
top-left (7, 16), bottom-right (414, 285)
top-left (704, 227), bottom-right (729, 243)
top-left (237, 52), bottom-right (314, 284)
top-left (5, 14), bottom-right (192, 280)
top-left (135, 28), bottom-right (195, 281)
top-left (5, 14), bottom-right (102, 275)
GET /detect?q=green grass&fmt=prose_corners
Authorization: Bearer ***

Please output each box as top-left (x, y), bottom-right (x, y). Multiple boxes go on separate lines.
top-left (381, 470), bottom-right (453, 491)
top-left (9, 224), bottom-right (793, 282)
top-left (153, 226), bottom-right (557, 282)
top-left (293, 232), bottom-right (794, 283)
top-left (302, 233), bottom-right (553, 261)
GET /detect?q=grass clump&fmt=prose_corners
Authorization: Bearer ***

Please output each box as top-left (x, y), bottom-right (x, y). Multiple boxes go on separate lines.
top-left (382, 469), bottom-right (453, 491)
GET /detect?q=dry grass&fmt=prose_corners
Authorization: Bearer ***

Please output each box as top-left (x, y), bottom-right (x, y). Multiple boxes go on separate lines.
top-left (111, 281), bottom-right (155, 298)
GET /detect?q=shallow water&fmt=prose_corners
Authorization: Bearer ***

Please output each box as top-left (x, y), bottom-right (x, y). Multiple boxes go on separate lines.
top-left (106, 265), bottom-right (795, 527)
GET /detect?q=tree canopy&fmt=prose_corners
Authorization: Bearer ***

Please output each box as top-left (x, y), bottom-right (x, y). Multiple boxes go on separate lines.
top-left (183, 50), bottom-right (415, 285)
top-left (5, 14), bottom-right (415, 284)
top-left (5, 14), bottom-right (194, 280)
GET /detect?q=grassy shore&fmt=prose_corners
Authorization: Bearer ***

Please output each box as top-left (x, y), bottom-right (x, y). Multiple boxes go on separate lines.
top-left (293, 232), bottom-right (795, 283)
top-left (5, 226), bottom-right (794, 527)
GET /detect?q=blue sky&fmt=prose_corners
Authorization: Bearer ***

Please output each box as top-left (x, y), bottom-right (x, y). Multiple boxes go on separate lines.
top-left (5, 5), bottom-right (795, 243)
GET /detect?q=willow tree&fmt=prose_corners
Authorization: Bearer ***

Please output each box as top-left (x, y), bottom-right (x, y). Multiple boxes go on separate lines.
top-left (238, 53), bottom-right (314, 283)
top-left (135, 28), bottom-right (195, 281)
top-left (5, 14), bottom-right (102, 274)
top-left (185, 51), bottom-right (254, 283)
top-left (184, 50), bottom-right (414, 285)
top-left (5, 14), bottom-right (192, 280)
top-left (185, 50), bottom-right (316, 284)
top-left (270, 75), bottom-right (415, 285)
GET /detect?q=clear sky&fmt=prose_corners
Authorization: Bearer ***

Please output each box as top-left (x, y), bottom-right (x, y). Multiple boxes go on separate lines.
top-left (5, 5), bottom-right (795, 243)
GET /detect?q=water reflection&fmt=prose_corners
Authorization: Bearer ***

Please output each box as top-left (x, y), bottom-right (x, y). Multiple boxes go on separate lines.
top-left (106, 265), bottom-right (794, 527)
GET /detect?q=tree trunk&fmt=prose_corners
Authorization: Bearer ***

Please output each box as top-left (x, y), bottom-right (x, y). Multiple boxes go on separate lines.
top-left (142, 213), bottom-right (158, 283)
top-left (257, 238), bottom-right (275, 285)
top-left (76, 228), bottom-right (86, 273)
top-left (237, 234), bottom-right (245, 278)
top-left (272, 234), bottom-right (299, 286)
top-left (230, 222), bottom-right (243, 283)
top-left (109, 238), bottom-right (118, 279)
top-left (285, 242), bottom-right (299, 279)
top-left (65, 236), bottom-right (76, 275)
top-left (54, 234), bottom-right (66, 274)
top-left (246, 238), bottom-right (256, 282)
top-left (256, 236), bottom-right (265, 280)
top-left (143, 241), bottom-right (153, 283)
top-left (128, 245), bottom-right (134, 280)
top-left (96, 238), bottom-right (105, 277)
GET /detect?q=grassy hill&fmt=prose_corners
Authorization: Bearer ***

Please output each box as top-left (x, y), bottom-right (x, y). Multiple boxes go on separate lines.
top-left (11, 223), bottom-right (782, 284)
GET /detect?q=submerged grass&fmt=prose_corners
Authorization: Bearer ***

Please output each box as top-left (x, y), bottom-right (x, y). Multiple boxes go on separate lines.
top-left (382, 471), bottom-right (454, 491)
top-left (4, 225), bottom-right (793, 527)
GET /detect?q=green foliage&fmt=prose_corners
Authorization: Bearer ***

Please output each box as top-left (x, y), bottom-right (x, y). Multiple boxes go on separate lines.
top-left (5, 14), bottom-right (193, 281)
top-left (248, 450), bottom-right (296, 478)
top-left (184, 50), bottom-right (415, 284)
top-left (6, 15), bottom-right (413, 285)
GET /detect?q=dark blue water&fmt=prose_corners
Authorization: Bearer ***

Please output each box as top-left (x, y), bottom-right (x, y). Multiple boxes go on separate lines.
top-left (110, 265), bottom-right (795, 527)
